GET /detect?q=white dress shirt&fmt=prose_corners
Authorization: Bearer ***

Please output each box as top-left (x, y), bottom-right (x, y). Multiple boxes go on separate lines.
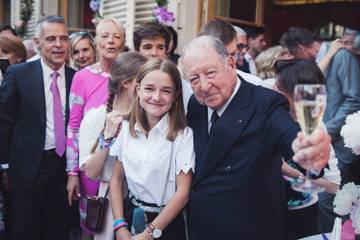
top-left (244, 53), bottom-right (257, 75)
top-left (110, 114), bottom-right (195, 206)
top-left (208, 77), bottom-right (241, 133)
top-left (236, 69), bottom-right (264, 86)
top-left (182, 78), bottom-right (193, 113)
top-left (42, 59), bottom-right (66, 150)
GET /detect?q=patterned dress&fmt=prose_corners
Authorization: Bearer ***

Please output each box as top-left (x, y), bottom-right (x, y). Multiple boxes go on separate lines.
top-left (66, 64), bottom-right (109, 234)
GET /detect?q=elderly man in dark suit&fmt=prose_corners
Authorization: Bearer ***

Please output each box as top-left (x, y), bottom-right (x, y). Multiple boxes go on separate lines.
top-left (181, 36), bottom-right (331, 240)
top-left (0, 15), bottom-right (76, 240)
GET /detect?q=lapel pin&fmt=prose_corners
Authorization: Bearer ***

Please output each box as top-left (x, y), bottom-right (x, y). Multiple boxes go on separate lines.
top-left (237, 120), bottom-right (243, 123)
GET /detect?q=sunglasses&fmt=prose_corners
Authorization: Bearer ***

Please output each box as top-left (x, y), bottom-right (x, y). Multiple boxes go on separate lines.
top-left (69, 31), bottom-right (92, 40)
top-left (236, 43), bottom-right (249, 51)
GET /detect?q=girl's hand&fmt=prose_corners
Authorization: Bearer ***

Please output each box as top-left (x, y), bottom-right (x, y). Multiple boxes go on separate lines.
top-left (115, 227), bottom-right (131, 240)
top-left (104, 110), bottom-right (123, 139)
top-left (132, 231), bottom-right (152, 240)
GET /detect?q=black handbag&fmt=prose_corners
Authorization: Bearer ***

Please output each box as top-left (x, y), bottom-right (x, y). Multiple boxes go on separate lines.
top-left (85, 186), bottom-right (109, 232)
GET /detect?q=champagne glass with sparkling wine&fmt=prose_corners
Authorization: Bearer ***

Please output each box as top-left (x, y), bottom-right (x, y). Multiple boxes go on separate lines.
top-left (292, 84), bottom-right (327, 193)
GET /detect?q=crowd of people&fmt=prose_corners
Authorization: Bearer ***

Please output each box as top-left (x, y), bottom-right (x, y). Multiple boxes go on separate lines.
top-left (0, 14), bottom-right (359, 240)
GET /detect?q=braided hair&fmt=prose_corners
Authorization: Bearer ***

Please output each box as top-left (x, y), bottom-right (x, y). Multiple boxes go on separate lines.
top-left (90, 52), bottom-right (147, 153)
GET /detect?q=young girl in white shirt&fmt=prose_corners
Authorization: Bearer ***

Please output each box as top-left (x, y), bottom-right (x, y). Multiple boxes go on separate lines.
top-left (109, 58), bottom-right (195, 240)
top-left (78, 52), bottom-right (148, 240)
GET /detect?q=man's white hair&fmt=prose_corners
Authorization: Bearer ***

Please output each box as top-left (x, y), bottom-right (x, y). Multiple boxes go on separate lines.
top-left (233, 25), bottom-right (247, 37)
top-left (181, 36), bottom-right (229, 77)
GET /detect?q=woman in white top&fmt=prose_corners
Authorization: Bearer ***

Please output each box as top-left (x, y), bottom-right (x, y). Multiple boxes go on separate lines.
top-left (109, 58), bottom-right (195, 240)
top-left (78, 52), bottom-right (148, 240)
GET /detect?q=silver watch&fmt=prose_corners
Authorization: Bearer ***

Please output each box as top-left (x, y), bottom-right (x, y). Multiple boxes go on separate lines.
top-left (146, 223), bottom-right (162, 239)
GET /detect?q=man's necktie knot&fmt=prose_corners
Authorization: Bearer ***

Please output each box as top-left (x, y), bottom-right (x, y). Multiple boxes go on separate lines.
top-left (210, 111), bottom-right (219, 134)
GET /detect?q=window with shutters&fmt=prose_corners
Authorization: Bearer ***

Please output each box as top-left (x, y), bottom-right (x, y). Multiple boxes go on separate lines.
top-left (101, 0), bottom-right (157, 49)
top-left (0, 0), bottom-right (11, 23)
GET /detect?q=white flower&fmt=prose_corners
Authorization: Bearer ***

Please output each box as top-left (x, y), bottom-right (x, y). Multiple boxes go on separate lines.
top-left (342, 182), bottom-right (360, 202)
top-left (350, 202), bottom-right (360, 234)
top-left (334, 190), bottom-right (354, 215)
top-left (341, 111), bottom-right (360, 155)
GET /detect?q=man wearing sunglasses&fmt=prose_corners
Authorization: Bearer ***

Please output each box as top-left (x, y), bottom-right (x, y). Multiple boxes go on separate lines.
top-left (233, 26), bottom-right (250, 73)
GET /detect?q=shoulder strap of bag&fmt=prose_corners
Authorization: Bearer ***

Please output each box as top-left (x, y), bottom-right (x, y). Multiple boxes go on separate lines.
top-left (104, 185), bottom-right (110, 198)
top-left (160, 142), bottom-right (174, 207)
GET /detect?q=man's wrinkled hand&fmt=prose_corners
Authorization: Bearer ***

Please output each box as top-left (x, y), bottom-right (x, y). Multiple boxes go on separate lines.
top-left (292, 127), bottom-right (331, 173)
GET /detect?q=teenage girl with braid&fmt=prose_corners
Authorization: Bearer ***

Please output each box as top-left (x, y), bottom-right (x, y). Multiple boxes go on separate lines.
top-left (66, 18), bottom-right (127, 239)
top-left (78, 52), bottom-right (147, 240)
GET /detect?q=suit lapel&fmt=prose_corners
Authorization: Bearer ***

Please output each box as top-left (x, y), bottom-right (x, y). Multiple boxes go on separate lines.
top-left (64, 67), bottom-right (73, 123)
top-left (193, 80), bottom-right (255, 185)
top-left (33, 60), bottom-right (46, 127)
top-left (193, 105), bottom-right (209, 173)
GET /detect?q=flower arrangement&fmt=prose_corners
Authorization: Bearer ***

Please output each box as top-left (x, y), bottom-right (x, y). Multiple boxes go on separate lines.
top-left (341, 110), bottom-right (360, 155)
top-left (153, 7), bottom-right (175, 26)
top-left (89, 0), bottom-right (103, 25)
top-left (153, 0), bottom-right (175, 26)
top-left (334, 182), bottom-right (360, 238)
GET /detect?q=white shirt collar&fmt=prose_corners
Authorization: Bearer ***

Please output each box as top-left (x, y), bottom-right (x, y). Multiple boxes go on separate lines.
top-left (208, 77), bottom-right (241, 124)
top-left (134, 113), bottom-right (169, 136)
top-left (244, 53), bottom-right (252, 62)
top-left (40, 58), bottom-right (65, 81)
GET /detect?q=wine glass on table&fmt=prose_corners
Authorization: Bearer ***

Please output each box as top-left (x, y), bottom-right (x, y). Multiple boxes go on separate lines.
top-left (291, 84), bottom-right (327, 193)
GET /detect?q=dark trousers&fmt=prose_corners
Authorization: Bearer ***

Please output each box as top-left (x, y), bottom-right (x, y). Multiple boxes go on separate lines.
top-left (0, 171), bottom-right (12, 240)
top-left (11, 150), bottom-right (70, 240)
top-left (317, 192), bottom-right (337, 233)
top-left (338, 157), bottom-right (360, 185)
top-left (287, 203), bottom-right (319, 239)
top-left (126, 199), bottom-right (186, 240)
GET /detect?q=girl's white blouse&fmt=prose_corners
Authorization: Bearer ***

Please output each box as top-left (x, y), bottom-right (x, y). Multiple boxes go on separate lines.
top-left (79, 106), bottom-right (115, 182)
top-left (109, 115), bottom-right (195, 206)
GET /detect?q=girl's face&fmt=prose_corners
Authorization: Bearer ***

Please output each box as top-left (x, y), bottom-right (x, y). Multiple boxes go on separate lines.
top-left (96, 21), bottom-right (124, 61)
top-left (137, 70), bottom-right (176, 126)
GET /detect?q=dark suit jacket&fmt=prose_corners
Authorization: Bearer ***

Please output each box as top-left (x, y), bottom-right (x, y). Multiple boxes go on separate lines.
top-left (0, 59), bottom-right (76, 193)
top-left (187, 80), bottom-right (300, 240)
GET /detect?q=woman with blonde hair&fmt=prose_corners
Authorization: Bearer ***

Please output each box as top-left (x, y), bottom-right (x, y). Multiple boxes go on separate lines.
top-left (255, 45), bottom-right (291, 88)
top-left (66, 17), bottom-right (126, 239)
top-left (69, 31), bottom-right (96, 70)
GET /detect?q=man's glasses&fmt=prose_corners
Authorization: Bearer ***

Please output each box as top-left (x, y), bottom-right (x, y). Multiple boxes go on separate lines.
top-left (237, 43), bottom-right (249, 52)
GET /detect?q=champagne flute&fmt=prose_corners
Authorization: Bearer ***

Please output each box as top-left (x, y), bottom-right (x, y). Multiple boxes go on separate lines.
top-left (292, 84), bottom-right (327, 193)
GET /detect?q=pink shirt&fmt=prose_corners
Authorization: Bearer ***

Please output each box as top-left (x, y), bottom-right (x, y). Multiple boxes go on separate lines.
top-left (66, 66), bottom-right (110, 172)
